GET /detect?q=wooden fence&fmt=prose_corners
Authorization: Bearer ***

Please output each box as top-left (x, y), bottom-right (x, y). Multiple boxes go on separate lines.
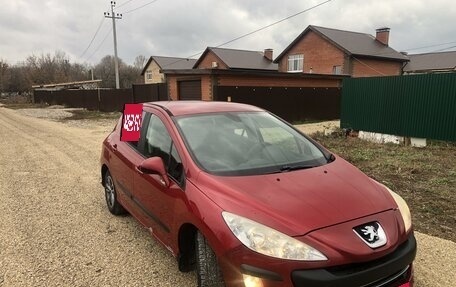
top-left (33, 83), bottom-right (167, 112)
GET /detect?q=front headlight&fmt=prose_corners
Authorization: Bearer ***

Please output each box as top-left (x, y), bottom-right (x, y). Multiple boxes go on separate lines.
top-left (375, 181), bottom-right (412, 233)
top-left (387, 188), bottom-right (412, 233)
top-left (222, 212), bottom-right (327, 261)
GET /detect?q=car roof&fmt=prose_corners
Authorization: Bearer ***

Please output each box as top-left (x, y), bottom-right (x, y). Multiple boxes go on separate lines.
top-left (143, 101), bottom-right (264, 116)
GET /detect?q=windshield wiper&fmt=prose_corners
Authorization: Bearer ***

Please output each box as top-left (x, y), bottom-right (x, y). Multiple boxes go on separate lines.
top-left (279, 164), bottom-right (316, 172)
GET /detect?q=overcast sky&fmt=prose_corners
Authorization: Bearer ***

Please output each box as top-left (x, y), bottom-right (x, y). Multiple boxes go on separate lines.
top-left (1, 0), bottom-right (455, 66)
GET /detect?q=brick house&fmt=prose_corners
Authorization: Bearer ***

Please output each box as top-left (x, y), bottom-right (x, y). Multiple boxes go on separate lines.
top-left (403, 51), bottom-right (456, 74)
top-left (140, 56), bottom-right (197, 84)
top-left (193, 47), bottom-right (278, 71)
top-left (274, 25), bottom-right (409, 77)
top-left (163, 47), bottom-right (346, 101)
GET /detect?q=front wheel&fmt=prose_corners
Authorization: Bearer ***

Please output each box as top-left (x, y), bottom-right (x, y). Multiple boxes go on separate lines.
top-left (104, 170), bottom-right (126, 215)
top-left (196, 231), bottom-right (225, 287)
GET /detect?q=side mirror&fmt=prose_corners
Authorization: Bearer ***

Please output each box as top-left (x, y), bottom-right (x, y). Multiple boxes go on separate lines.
top-left (138, 157), bottom-right (170, 187)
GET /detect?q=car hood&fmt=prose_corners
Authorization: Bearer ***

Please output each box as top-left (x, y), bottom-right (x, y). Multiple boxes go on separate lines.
top-left (194, 156), bottom-right (395, 236)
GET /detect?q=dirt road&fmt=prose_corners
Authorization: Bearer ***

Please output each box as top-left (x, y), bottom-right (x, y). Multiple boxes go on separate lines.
top-left (0, 107), bottom-right (454, 286)
top-left (0, 107), bottom-right (196, 286)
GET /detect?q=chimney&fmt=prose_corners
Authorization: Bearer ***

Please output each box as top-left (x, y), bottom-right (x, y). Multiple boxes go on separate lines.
top-left (376, 27), bottom-right (390, 46)
top-left (264, 48), bottom-right (273, 61)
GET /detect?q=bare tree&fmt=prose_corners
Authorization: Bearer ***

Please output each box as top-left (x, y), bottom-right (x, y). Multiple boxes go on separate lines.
top-left (24, 51), bottom-right (89, 87)
top-left (133, 55), bottom-right (147, 70)
top-left (0, 59), bottom-right (9, 93)
top-left (94, 55), bottom-right (118, 88)
top-left (69, 61), bottom-right (90, 82)
top-left (7, 64), bottom-right (30, 93)
top-left (94, 55), bottom-right (143, 88)
top-left (1, 51), bottom-right (145, 92)
top-left (121, 64), bottom-right (143, 87)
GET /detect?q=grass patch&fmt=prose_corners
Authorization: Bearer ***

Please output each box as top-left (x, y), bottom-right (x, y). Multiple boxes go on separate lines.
top-left (312, 132), bottom-right (456, 242)
top-left (61, 109), bottom-right (121, 121)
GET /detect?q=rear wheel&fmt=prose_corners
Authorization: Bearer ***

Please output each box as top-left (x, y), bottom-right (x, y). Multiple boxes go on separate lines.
top-left (196, 231), bottom-right (225, 287)
top-left (104, 170), bottom-right (126, 215)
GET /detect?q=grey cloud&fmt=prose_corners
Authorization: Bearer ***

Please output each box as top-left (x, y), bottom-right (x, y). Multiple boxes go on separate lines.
top-left (0, 0), bottom-right (455, 65)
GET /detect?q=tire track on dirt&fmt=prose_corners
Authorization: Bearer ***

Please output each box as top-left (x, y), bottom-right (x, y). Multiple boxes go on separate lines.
top-left (0, 110), bottom-right (111, 286)
top-left (0, 109), bottom-right (97, 173)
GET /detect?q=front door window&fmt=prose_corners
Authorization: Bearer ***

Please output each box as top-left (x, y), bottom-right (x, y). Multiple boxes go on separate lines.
top-left (143, 115), bottom-right (184, 185)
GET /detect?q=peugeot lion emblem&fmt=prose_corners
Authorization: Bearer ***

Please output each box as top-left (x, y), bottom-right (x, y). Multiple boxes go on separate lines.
top-left (353, 222), bottom-right (387, 248)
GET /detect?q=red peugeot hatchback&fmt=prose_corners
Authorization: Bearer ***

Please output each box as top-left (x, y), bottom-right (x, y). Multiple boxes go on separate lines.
top-left (100, 101), bottom-right (416, 287)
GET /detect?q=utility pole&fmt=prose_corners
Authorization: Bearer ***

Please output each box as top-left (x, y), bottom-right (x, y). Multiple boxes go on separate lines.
top-left (104, 1), bottom-right (122, 89)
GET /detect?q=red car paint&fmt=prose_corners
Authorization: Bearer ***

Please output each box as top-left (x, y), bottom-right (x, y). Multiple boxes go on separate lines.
top-left (100, 101), bottom-right (416, 287)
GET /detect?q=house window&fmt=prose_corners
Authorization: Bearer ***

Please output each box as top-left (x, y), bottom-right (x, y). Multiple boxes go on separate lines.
top-left (145, 70), bottom-right (153, 80)
top-left (287, 54), bottom-right (304, 72)
top-left (333, 65), bottom-right (342, 74)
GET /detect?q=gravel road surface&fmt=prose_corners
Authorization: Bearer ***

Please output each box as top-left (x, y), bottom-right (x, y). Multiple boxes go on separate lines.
top-left (0, 107), bottom-right (454, 286)
top-left (0, 107), bottom-right (196, 286)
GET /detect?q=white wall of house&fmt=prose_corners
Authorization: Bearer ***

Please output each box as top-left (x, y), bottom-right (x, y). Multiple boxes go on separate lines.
top-left (144, 60), bottom-right (165, 84)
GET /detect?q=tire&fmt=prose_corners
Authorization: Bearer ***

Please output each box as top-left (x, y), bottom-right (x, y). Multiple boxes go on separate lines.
top-left (104, 170), bottom-right (126, 215)
top-left (196, 231), bottom-right (225, 287)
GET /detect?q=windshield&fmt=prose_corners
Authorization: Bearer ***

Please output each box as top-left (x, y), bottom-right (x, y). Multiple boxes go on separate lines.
top-left (176, 111), bottom-right (327, 176)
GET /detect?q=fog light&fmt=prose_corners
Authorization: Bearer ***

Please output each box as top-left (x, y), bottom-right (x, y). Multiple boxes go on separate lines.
top-left (243, 274), bottom-right (264, 287)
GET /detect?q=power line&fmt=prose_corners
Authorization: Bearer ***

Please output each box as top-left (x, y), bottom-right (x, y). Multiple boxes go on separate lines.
top-left (352, 57), bottom-right (386, 76)
top-left (216, 0), bottom-right (333, 48)
top-left (79, 0), bottom-right (158, 65)
top-left (309, 40), bottom-right (456, 74)
top-left (78, 1), bottom-right (113, 61)
top-left (354, 42), bottom-right (456, 75)
top-left (79, 17), bottom-right (106, 59)
top-left (431, 44), bottom-right (456, 53)
top-left (120, 0), bottom-right (159, 14)
top-left (85, 26), bottom-right (113, 62)
top-left (367, 40), bottom-right (456, 58)
top-left (116, 0), bottom-right (137, 9)
top-left (403, 41), bottom-right (456, 52)
top-left (162, 0), bottom-right (334, 68)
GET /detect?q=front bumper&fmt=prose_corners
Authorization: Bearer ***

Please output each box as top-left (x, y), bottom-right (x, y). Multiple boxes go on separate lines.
top-left (291, 233), bottom-right (416, 286)
top-left (221, 233), bottom-right (416, 287)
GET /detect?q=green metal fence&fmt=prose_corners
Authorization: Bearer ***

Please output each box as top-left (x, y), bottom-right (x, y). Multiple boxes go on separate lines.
top-left (341, 73), bottom-right (456, 142)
